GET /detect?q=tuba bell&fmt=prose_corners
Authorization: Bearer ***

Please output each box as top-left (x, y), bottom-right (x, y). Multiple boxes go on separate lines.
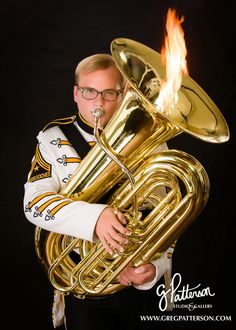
top-left (35, 38), bottom-right (229, 298)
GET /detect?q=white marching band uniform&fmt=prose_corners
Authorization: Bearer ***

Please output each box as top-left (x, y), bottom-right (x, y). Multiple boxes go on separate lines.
top-left (23, 115), bottom-right (175, 327)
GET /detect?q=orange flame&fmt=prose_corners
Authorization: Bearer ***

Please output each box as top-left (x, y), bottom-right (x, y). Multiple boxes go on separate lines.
top-left (156, 8), bottom-right (188, 114)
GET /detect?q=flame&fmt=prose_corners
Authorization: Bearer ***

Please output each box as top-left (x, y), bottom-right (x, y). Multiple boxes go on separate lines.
top-left (156, 8), bottom-right (188, 114)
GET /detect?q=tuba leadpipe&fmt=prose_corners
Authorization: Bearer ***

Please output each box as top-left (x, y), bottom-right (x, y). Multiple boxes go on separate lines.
top-left (35, 38), bottom-right (229, 298)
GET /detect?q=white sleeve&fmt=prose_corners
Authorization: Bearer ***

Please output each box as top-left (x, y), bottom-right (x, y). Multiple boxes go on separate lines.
top-left (133, 246), bottom-right (173, 290)
top-left (23, 128), bottom-right (107, 242)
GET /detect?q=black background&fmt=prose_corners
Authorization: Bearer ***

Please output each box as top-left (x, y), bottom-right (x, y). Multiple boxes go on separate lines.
top-left (1, 0), bottom-right (235, 329)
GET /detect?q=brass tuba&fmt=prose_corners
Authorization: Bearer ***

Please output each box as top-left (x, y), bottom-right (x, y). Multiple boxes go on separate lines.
top-left (35, 38), bottom-right (229, 298)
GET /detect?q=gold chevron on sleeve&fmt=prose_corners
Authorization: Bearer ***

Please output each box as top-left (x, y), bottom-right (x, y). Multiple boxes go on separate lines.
top-left (50, 200), bottom-right (72, 215)
top-left (28, 192), bottom-right (56, 209)
top-left (37, 196), bottom-right (65, 213)
top-left (46, 200), bottom-right (73, 220)
top-left (28, 144), bottom-right (52, 182)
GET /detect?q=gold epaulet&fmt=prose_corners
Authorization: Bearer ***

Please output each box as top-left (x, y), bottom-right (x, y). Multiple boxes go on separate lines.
top-left (42, 115), bottom-right (76, 132)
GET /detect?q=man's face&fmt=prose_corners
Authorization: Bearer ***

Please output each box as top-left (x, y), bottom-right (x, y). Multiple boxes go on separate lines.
top-left (73, 66), bottom-right (123, 128)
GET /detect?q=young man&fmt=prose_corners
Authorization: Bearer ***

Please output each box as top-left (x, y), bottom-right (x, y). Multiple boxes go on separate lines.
top-left (24, 54), bottom-right (173, 329)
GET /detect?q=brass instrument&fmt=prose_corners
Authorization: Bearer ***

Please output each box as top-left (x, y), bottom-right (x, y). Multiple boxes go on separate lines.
top-left (35, 38), bottom-right (229, 298)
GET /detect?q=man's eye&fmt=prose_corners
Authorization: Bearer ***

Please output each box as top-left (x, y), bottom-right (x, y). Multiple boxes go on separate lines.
top-left (105, 90), bottom-right (116, 96)
top-left (84, 88), bottom-right (96, 96)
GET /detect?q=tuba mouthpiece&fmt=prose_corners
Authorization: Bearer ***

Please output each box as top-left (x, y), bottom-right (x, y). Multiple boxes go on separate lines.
top-left (91, 106), bottom-right (105, 119)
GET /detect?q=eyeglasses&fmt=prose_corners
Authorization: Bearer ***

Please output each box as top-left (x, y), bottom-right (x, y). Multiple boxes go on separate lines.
top-left (77, 86), bottom-right (123, 101)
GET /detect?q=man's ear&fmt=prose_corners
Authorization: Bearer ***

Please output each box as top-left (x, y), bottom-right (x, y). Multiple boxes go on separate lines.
top-left (73, 85), bottom-right (78, 102)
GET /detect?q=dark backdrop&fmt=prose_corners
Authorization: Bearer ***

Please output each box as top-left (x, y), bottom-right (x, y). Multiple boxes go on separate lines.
top-left (1, 1), bottom-right (235, 329)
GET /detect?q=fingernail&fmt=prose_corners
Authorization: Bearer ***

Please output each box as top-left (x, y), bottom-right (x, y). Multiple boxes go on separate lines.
top-left (119, 247), bottom-right (124, 252)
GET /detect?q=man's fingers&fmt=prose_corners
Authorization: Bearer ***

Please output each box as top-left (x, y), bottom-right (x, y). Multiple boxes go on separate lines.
top-left (104, 230), bottom-right (128, 253)
top-left (96, 207), bottom-right (131, 254)
top-left (99, 236), bottom-right (113, 255)
top-left (112, 219), bottom-right (131, 237)
top-left (116, 211), bottom-right (127, 225)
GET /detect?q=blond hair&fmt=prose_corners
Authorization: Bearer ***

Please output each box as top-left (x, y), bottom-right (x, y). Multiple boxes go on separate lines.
top-left (75, 54), bottom-right (124, 87)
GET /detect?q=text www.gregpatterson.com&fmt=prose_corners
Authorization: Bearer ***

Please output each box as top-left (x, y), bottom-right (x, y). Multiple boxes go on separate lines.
top-left (140, 315), bottom-right (232, 322)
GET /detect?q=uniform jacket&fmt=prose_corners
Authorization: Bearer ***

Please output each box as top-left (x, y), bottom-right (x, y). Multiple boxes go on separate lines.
top-left (24, 114), bottom-right (174, 292)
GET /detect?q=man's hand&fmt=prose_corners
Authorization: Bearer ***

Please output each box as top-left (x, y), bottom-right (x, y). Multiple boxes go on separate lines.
top-left (95, 207), bottom-right (130, 254)
top-left (118, 264), bottom-right (156, 286)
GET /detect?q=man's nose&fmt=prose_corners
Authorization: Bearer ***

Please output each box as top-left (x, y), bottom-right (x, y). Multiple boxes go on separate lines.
top-left (94, 92), bottom-right (105, 105)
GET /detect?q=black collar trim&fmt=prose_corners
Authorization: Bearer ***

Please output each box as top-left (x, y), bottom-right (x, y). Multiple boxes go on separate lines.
top-left (76, 113), bottom-right (94, 135)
